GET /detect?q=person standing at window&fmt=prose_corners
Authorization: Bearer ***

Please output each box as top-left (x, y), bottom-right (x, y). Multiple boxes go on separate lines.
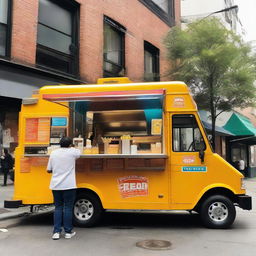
top-left (47, 137), bottom-right (81, 240)
top-left (0, 148), bottom-right (13, 186)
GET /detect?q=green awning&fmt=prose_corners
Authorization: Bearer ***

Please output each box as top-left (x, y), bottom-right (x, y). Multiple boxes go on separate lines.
top-left (223, 113), bottom-right (256, 136)
top-left (202, 121), bottom-right (234, 136)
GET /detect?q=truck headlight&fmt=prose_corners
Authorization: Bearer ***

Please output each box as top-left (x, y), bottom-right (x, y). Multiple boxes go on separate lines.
top-left (241, 178), bottom-right (246, 190)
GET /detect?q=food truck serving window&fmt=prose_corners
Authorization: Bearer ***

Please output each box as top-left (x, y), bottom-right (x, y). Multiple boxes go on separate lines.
top-left (42, 89), bottom-right (165, 155)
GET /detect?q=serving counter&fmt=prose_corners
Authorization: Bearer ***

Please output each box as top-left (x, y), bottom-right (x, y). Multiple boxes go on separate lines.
top-left (24, 154), bottom-right (167, 158)
top-left (22, 154), bottom-right (168, 172)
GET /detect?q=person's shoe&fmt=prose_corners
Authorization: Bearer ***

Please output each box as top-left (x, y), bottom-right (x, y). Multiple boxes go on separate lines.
top-left (52, 232), bottom-right (60, 240)
top-left (1, 184), bottom-right (7, 187)
top-left (65, 231), bottom-right (76, 239)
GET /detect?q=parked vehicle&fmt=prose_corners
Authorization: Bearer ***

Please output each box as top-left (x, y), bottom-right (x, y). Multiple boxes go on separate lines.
top-left (5, 77), bottom-right (252, 228)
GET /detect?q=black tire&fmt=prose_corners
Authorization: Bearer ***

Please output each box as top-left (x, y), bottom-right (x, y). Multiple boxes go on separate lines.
top-left (73, 192), bottom-right (103, 227)
top-left (200, 195), bottom-right (236, 229)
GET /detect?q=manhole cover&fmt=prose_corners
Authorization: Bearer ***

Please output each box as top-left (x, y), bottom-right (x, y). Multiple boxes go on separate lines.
top-left (136, 240), bottom-right (172, 250)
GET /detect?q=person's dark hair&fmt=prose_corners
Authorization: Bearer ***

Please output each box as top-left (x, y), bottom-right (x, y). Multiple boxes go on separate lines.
top-left (3, 148), bottom-right (9, 155)
top-left (60, 137), bottom-right (72, 148)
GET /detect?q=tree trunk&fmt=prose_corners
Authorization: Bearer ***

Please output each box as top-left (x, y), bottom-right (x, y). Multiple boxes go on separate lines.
top-left (211, 114), bottom-right (216, 152)
top-left (209, 75), bottom-right (216, 151)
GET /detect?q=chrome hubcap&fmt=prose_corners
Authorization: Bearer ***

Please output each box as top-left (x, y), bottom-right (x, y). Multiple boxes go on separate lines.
top-left (74, 199), bottom-right (94, 221)
top-left (208, 202), bottom-right (228, 222)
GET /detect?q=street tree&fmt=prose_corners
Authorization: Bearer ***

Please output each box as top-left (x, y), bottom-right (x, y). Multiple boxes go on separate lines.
top-left (164, 17), bottom-right (256, 150)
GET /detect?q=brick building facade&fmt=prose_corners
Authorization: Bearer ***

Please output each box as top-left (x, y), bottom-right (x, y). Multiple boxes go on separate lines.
top-left (0, 0), bottom-right (180, 152)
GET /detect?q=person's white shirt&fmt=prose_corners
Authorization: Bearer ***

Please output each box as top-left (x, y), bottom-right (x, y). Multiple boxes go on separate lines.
top-left (47, 147), bottom-right (81, 190)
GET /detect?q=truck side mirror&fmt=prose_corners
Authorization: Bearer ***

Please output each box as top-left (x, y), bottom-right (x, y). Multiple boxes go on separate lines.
top-left (198, 140), bottom-right (205, 163)
top-left (199, 149), bottom-right (205, 163)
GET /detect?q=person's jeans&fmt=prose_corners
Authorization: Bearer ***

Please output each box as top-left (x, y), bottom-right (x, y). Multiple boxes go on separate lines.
top-left (52, 189), bottom-right (76, 234)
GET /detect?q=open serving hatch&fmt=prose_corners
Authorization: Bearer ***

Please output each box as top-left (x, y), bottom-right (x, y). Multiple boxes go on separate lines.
top-left (41, 88), bottom-right (165, 156)
top-left (43, 89), bottom-right (165, 136)
top-left (42, 89), bottom-right (165, 110)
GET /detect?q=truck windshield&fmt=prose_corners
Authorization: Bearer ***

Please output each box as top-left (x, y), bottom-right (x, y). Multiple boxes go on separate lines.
top-left (172, 114), bottom-right (205, 152)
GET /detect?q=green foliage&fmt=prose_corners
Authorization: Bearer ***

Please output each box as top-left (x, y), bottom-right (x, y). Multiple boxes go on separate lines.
top-left (164, 18), bottom-right (256, 114)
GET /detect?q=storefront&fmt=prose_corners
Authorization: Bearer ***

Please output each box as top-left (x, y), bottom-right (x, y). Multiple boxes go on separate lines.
top-left (0, 59), bottom-right (83, 154)
top-left (224, 113), bottom-right (256, 177)
top-left (0, 97), bottom-right (21, 153)
top-left (201, 120), bottom-right (233, 159)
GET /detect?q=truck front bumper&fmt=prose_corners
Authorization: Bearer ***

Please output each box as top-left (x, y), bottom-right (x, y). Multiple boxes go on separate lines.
top-left (237, 195), bottom-right (252, 210)
top-left (4, 200), bottom-right (22, 208)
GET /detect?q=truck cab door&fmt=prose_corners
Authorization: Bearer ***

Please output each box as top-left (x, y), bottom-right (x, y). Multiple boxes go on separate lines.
top-left (170, 113), bottom-right (207, 208)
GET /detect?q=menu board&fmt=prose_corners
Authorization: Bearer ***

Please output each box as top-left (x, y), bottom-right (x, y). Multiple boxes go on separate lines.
top-left (20, 158), bottom-right (31, 173)
top-left (151, 119), bottom-right (162, 135)
top-left (51, 117), bottom-right (67, 126)
top-left (25, 118), bottom-right (50, 143)
top-left (38, 118), bottom-right (51, 142)
top-left (25, 118), bottom-right (38, 142)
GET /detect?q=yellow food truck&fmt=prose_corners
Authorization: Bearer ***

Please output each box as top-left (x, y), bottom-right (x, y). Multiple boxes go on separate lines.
top-left (5, 77), bottom-right (251, 228)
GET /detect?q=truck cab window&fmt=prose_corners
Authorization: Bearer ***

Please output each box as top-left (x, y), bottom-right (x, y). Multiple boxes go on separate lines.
top-left (172, 114), bottom-right (205, 152)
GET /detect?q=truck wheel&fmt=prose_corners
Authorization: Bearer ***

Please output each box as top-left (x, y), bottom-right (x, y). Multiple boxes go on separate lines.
top-left (200, 195), bottom-right (236, 229)
top-left (73, 192), bottom-right (103, 227)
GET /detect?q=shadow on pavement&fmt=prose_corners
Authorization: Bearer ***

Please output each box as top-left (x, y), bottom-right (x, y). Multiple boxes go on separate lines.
top-left (102, 212), bottom-right (201, 229)
top-left (14, 211), bottom-right (202, 229)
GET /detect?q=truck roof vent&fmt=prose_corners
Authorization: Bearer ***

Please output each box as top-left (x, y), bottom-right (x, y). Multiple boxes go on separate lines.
top-left (97, 77), bottom-right (132, 84)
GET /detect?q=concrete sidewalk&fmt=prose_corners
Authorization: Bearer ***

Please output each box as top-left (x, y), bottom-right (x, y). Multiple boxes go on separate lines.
top-left (0, 174), bottom-right (30, 221)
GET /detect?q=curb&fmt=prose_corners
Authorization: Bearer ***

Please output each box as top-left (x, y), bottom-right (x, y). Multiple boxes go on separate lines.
top-left (0, 213), bottom-right (31, 230)
top-left (0, 211), bottom-right (29, 222)
top-left (0, 206), bottom-right (54, 223)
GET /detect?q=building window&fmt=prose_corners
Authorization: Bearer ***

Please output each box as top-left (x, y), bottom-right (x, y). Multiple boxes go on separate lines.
top-left (231, 145), bottom-right (247, 168)
top-left (36, 0), bottom-right (79, 76)
top-left (152, 0), bottom-right (168, 12)
top-left (144, 41), bottom-right (159, 81)
top-left (250, 145), bottom-right (256, 167)
top-left (0, 0), bottom-right (12, 57)
top-left (103, 16), bottom-right (125, 78)
top-left (139, 0), bottom-right (175, 26)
